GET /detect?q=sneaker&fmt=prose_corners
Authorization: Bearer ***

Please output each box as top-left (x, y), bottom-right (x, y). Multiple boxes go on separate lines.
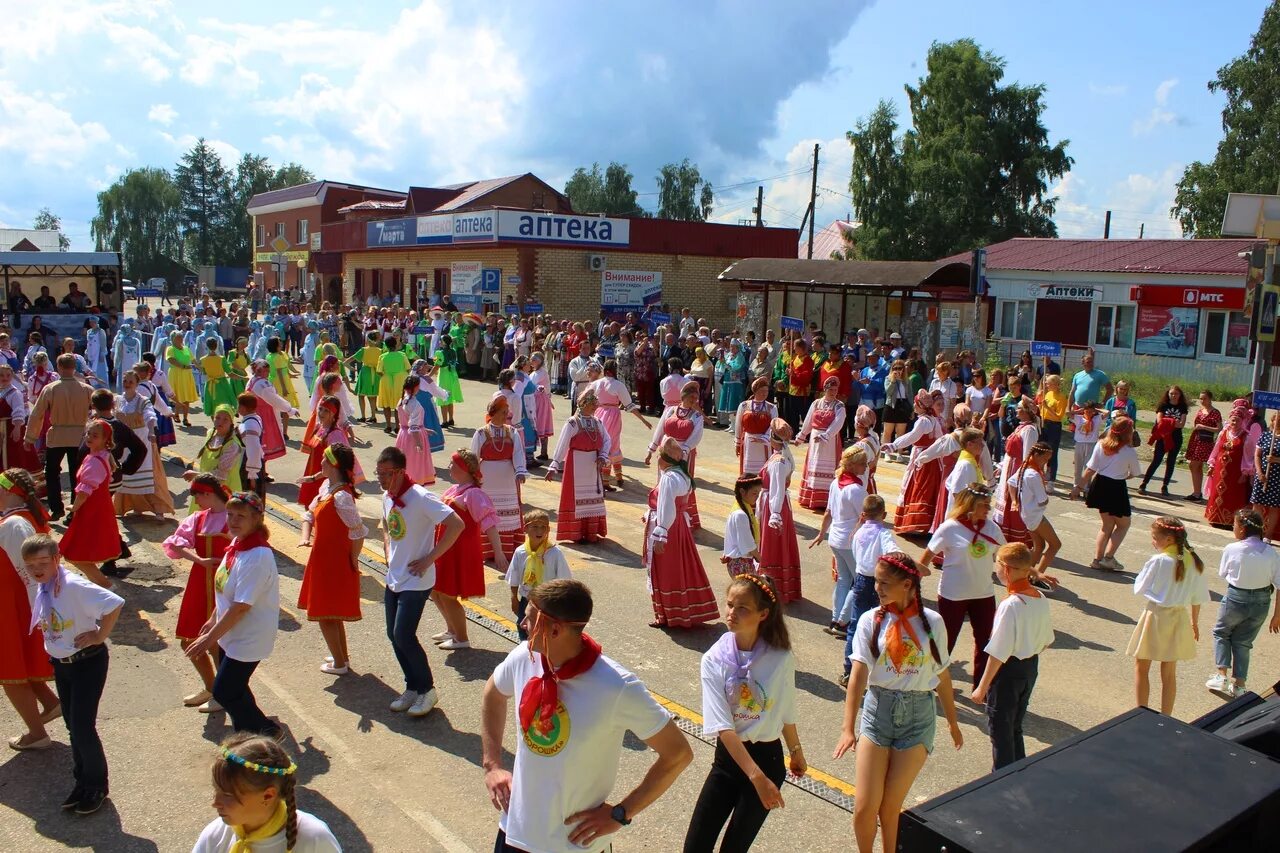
top-left (438, 638), bottom-right (471, 650)
top-left (407, 688), bottom-right (439, 717)
top-left (838, 672), bottom-right (850, 689)
top-left (430, 630), bottom-right (454, 643)
top-left (320, 661), bottom-right (349, 675)
top-left (1205, 673), bottom-right (1230, 696)
top-left (389, 689), bottom-right (417, 712)
top-left (197, 698), bottom-right (223, 714)
top-left (1089, 558), bottom-right (1106, 570)
top-left (1104, 556), bottom-right (1125, 571)
top-left (61, 787), bottom-right (84, 810)
top-left (75, 790), bottom-right (107, 815)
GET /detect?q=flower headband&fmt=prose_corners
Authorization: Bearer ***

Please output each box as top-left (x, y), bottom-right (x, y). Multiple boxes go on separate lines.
top-left (734, 573), bottom-right (777, 603)
top-left (1153, 517), bottom-right (1184, 533)
top-left (219, 746), bottom-right (296, 776)
top-left (228, 491), bottom-right (265, 513)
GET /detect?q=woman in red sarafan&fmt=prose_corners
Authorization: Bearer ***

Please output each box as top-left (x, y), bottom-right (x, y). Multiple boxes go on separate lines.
top-left (1205, 400), bottom-right (1254, 528)
top-left (431, 450), bottom-right (503, 651)
top-left (642, 438), bottom-right (718, 628)
top-left (545, 389), bottom-right (610, 543)
top-left (888, 391), bottom-right (946, 535)
top-left (757, 419), bottom-right (803, 603)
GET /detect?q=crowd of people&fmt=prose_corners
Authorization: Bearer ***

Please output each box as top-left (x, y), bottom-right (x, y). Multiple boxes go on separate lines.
top-left (1, 290), bottom-right (1278, 853)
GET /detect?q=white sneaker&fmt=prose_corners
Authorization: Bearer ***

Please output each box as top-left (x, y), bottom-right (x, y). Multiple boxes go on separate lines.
top-left (407, 688), bottom-right (439, 717)
top-left (198, 698), bottom-right (223, 714)
top-left (438, 638), bottom-right (471, 650)
top-left (320, 661), bottom-right (349, 675)
top-left (1206, 673), bottom-right (1229, 694)
top-left (431, 631), bottom-right (454, 644)
top-left (389, 689), bottom-right (417, 712)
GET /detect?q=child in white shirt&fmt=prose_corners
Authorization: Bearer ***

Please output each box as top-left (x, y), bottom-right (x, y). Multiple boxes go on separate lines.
top-left (722, 475), bottom-right (764, 578)
top-left (1069, 402), bottom-right (1104, 489)
top-left (505, 510), bottom-right (571, 641)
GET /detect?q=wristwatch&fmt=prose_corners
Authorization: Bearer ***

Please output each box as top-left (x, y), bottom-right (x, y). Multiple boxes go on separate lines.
top-left (610, 804), bottom-right (631, 827)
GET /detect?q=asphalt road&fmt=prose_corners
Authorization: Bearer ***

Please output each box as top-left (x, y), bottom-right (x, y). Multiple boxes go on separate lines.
top-left (1, 375), bottom-right (1276, 852)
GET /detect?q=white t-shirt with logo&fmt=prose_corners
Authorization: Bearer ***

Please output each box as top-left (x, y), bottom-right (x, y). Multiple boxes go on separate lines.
top-left (213, 545), bottom-right (279, 662)
top-left (700, 641), bottom-right (796, 743)
top-left (850, 605), bottom-right (950, 692)
top-left (382, 485), bottom-right (455, 592)
top-left (927, 518), bottom-right (1005, 601)
top-left (38, 569), bottom-right (124, 660)
top-left (492, 644), bottom-right (670, 853)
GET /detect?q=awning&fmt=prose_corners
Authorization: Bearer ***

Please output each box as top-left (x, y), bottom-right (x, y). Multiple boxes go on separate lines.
top-left (718, 257), bottom-right (970, 293)
top-left (0, 251), bottom-right (121, 275)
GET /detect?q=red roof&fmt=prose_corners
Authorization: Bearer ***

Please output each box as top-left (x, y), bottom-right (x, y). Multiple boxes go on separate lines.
top-left (939, 238), bottom-right (1256, 276)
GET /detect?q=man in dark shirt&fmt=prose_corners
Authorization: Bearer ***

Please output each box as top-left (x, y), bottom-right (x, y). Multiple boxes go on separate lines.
top-left (33, 286), bottom-right (56, 311)
top-left (61, 281), bottom-right (90, 311)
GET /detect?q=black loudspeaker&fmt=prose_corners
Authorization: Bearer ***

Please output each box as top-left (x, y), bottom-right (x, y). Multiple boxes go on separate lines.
top-left (898, 708), bottom-right (1280, 852)
top-left (1198, 695), bottom-right (1280, 760)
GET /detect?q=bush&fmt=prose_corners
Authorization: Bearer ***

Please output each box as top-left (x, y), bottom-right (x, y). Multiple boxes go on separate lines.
top-left (1108, 370), bottom-right (1249, 411)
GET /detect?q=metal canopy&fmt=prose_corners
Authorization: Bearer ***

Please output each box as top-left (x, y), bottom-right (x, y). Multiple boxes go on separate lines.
top-left (718, 257), bottom-right (970, 292)
top-left (0, 251), bottom-right (121, 276)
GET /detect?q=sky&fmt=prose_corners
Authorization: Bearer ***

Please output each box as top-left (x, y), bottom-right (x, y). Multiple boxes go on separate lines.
top-left (0, 0), bottom-right (1271, 251)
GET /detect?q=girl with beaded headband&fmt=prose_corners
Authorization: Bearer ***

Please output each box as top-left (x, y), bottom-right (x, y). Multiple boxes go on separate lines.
top-left (432, 449), bottom-right (503, 651)
top-left (194, 733), bottom-right (341, 852)
top-left (1129, 516), bottom-right (1209, 716)
top-left (58, 420), bottom-right (120, 589)
top-left (646, 379), bottom-right (706, 530)
top-left (723, 474), bottom-right (764, 578)
top-left (297, 395), bottom-right (357, 510)
top-left (835, 552), bottom-right (961, 853)
top-left (1205, 509), bottom-right (1280, 700)
top-left (544, 388), bottom-right (612, 542)
top-left (643, 437), bottom-right (719, 628)
top-left (683, 572), bottom-right (804, 851)
top-left (757, 418), bottom-right (802, 603)
top-left (297, 444), bottom-right (366, 676)
top-left (470, 395), bottom-right (527, 562)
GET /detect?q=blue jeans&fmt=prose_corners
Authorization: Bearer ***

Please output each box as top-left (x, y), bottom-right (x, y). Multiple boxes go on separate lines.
top-left (385, 587), bottom-right (435, 693)
top-left (1213, 585), bottom-right (1273, 682)
top-left (832, 548), bottom-right (857, 623)
top-left (843, 574), bottom-right (880, 675)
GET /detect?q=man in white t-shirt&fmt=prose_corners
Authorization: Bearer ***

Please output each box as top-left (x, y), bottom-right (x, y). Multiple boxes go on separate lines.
top-left (482, 579), bottom-right (693, 853)
top-left (376, 446), bottom-right (464, 718)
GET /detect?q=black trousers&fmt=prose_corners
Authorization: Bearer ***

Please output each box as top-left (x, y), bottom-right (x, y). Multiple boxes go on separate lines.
top-left (986, 654), bottom-right (1039, 771)
top-left (683, 738), bottom-right (785, 853)
top-left (1143, 429), bottom-right (1183, 489)
top-left (212, 654), bottom-right (276, 736)
top-left (45, 444), bottom-right (82, 516)
top-left (52, 644), bottom-right (110, 794)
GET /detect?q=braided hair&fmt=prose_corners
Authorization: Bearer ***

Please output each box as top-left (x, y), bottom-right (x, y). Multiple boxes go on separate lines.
top-left (1, 468), bottom-right (50, 532)
top-left (212, 733), bottom-right (299, 851)
top-left (1153, 516), bottom-right (1204, 582)
top-left (868, 552), bottom-right (942, 666)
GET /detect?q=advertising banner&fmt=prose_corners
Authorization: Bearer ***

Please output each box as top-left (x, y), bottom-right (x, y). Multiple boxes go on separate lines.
top-left (1135, 306), bottom-right (1198, 358)
top-left (366, 218), bottom-right (415, 248)
top-left (601, 270), bottom-right (661, 310)
top-left (451, 261), bottom-right (483, 301)
top-left (497, 211), bottom-right (630, 246)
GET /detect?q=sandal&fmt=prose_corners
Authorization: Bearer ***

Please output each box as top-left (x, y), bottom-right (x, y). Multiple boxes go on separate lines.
top-left (648, 620), bottom-right (668, 629)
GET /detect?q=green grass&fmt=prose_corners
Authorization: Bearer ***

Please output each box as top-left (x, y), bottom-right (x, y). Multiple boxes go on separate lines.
top-left (1108, 370), bottom-right (1250, 411)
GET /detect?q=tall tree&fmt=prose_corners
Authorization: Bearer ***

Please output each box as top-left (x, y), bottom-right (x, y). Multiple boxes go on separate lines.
top-left (1171, 2), bottom-right (1280, 237)
top-left (31, 207), bottom-right (71, 250)
top-left (271, 163), bottom-right (314, 191)
top-left (656, 159), bottom-right (714, 221)
top-left (90, 167), bottom-right (183, 280)
top-left (173, 138), bottom-right (233, 266)
top-left (844, 39), bottom-right (1071, 260)
top-left (224, 156), bottom-right (314, 266)
top-left (564, 162), bottom-right (647, 216)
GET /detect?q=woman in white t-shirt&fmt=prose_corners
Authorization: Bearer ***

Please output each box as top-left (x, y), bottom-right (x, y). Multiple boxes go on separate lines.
top-left (921, 484), bottom-right (1005, 687)
top-left (834, 552), bottom-right (962, 853)
top-left (194, 733), bottom-right (342, 852)
top-left (185, 491), bottom-right (283, 739)
top-left (1071, 416), bottom-right (1142, 572)
top-left (810, 446), bottom-right (870, 636)
top-left (1013, 442), bottom-right (1061, 587)
top-left (683, 573), bottom-right (805, 851)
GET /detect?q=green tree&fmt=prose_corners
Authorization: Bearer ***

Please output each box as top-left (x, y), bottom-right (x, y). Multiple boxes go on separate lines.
top-left (564, 162), bottom-right (647, 216)
top-left (224, 156), bottom-right (314, 266)
top-left (1171, 2), bottom-right (1280, 237)
top-left (31, 207), bottom-right (71, 251)
top-left (656, 159), bottom-right (714, 221)
top-left (90, 167), bottom-right (183, 280)
top-left (173, 138), bottom-right (233, 265)
top-left (844, 39), bottom-right (1071, 260)
top-left (271, 163), bottom-right (314, 191)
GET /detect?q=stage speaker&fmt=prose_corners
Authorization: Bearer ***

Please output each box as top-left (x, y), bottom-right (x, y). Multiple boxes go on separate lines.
top-left (1198, 695), bottom-right (1280, 761)
top-left (898, 708), bottom-right (1280, 852)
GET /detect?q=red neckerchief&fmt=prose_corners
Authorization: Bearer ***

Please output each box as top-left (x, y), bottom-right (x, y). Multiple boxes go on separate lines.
top-left (226, 529), bottom-right (270, 572)
top-left (519, 633), bottom-right (602, 736)
top-left (387, 476), bottom-right (416, 508)
top-left (958, 516), bottom-right (1000, 546)
top-left (838, 472), bottom-right (863, 488)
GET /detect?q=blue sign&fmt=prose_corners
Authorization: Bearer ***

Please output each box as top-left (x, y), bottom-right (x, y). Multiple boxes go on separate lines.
top-left (1253, 390), bottom-right (1280, 411)
top-left (366, 218), bottom-right (415, 248)
top-left (481, 268), bottom-right (501, 294)
top-left (650, 311), bottom-right (671, 325)
top-left (780, 315), bottom-right (804, 332)
top-left (1030, 340), bottom-right (1062, 359)
top-left (134, 288), bottom-right (162, 297)
top-left (504, 304), bottom-right (520, 315)
top-left (524, 303), bottom-right (543, 314)
top-left (412, 322), bottom-right (432, 334)
top-left (450, 294), bottom-right (480, 311)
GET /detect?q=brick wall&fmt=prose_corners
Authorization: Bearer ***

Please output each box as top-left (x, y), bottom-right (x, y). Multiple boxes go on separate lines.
top-left (342, 247), bottom-right (521, 309)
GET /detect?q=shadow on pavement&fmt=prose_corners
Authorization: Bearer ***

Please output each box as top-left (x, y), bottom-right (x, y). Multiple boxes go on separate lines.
top-left (441, 647), bottom-right (509, 683)
top-left (1049, 583), bottom-right (1134, 626)
top-left (795, 668), bottom-right (846, 702)
top-left (1051, 630), bottom-right (1113, 652)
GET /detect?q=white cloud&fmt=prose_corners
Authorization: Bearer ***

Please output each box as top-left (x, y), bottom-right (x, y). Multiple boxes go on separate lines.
top-left (1133, 78), bottom-right (1182, 135)
top-left (179, 35), bottom-right (262, 92)
top-left (709, 135), bottom-right (850, 229)
top-left (0, 81), bottom-right (110, 167)
top-left (1154, 78), bottom-right (1178, 105)
top-left (1052, 164), bottom-right (1185, 239)
top-left (100, 19), bottom-right (178, 82)
top-left (159, 132), bottom-right (242, 166)
top-left (148, 103), bottom-right (178, 126)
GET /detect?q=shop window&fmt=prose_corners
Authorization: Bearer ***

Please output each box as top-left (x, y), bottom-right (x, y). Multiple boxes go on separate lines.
top-left (996, 299), bottom-right (1035, 340)
top-left (297, 219), bottom-right (309, 245)
top-left (1203, 310), bottom-right (1250, 359)
top-left (1093, 304), bottom-right (1135, 349)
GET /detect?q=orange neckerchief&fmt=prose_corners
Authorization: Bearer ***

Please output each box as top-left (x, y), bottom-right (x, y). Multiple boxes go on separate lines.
top-left (883, 600), bottom-right (924, 674)
top-left (1005, 576), bottom-right (1042, 599)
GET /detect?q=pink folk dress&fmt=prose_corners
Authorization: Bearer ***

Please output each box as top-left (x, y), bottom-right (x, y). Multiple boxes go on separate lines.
top-left (550, 415), bottom-right (611, 543)
top-left (649, 405), bottom-right (704, 530)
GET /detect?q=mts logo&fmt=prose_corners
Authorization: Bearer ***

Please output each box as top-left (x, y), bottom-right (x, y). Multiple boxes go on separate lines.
top-left (1183, 290), bottom-right (1224, 305)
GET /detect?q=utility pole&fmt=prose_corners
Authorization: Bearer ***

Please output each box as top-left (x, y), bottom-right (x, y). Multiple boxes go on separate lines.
top-left (1139, 223), bottom-right (1145, 239)
top-left (807, 143), bottom-right (819, 259)
top-left (1103, 210), bottom-right (1111, 239)
top-left (754, 185), bottom-right (763, 227)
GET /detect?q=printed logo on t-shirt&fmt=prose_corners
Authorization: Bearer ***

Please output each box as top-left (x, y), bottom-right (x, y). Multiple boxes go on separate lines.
top-left (732, 680), bottom-right (772, 724)
top-left (522, 700), bottom-right (571, 757)
top-left (879, 637), bottom-right (926, 677)
top-left (42, 607), bottom-right (72, 637)
top-left (968, 539), bottom-right (989, 559)
top-left (386, 509), bottom-right (407, 541)
top-left (214, 564), bottom-right (230, 593)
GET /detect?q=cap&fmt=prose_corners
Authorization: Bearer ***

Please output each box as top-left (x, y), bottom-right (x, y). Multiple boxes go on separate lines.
top-left (890, 332), bottom-right (902, 340)
top-left (856, 328), bottom-right (869, 336)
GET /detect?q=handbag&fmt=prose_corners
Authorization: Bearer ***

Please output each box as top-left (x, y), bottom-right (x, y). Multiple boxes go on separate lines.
top-left (1131, 428), bottom-right (1141, 447)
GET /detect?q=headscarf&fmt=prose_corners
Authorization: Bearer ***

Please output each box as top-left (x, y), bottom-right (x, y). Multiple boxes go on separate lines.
top-left (855, 404), bottom-right (877, 430)
top-left (913, 389), bottom-right (933, 413)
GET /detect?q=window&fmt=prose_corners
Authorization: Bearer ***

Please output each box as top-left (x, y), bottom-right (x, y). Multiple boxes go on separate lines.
top-left (296, 266), bottom-right (306, 291)
top-left (1203, 310), bottom-right (1250, 359)
top-left (275, 222), bottom-right (285, 239)
top-left (298, 218), bottom-right (309, 245)
top-left (996, 299), bottom-right (1035, 340)
top-left (1093, 304), bottom-right (1135, 349)
top-left (255, 224), bottom-right (265, 247)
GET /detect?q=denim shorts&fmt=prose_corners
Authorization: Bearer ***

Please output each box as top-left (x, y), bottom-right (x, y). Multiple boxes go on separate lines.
top-left (860, 685), bottom-right (937, 753)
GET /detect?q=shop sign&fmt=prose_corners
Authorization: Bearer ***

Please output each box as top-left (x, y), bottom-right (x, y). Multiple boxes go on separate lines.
top-left (1130, 285), bottom-right (1245, 310)
top-left (1135, 305), bottom-right (1198, 358)
top-left (452, 211), bottom-right (497, 243)
top-left (416, 214), bottom-right (455, 245)
top-left (367, 217), bottom-right (415, 248)
top-left (602, 269), bottom-right (661, 310)
top-left (939, 308), bottom-right (961, 348)
top-left (497, 211), bottom-right (630, 246)
top-left (253, 250), bottom-right (308, 263)
top-left (1027, 283), bottom-right (1103, 301)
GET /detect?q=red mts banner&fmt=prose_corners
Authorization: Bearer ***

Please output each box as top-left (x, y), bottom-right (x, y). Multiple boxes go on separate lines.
top-left (1129, 285), bottom-right (1245, 310)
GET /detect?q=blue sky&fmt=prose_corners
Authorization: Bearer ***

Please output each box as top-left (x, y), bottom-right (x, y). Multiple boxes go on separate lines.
top-left (0, 0), bottom-right (1270, 250)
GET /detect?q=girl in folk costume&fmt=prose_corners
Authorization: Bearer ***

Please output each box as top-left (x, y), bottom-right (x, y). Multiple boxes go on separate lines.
top-left (528, 353), bottom-right (555, 461)
top-left (297, 396), bottom-right (358, 512)
top-left (646, 380), bottom-right (706, 530)
top-left (24, 352), bottom-right (55, 450)
top-left (226, 337), bottom-right (251, 397)
top-left (1013, 442), bottom-right (1061, 588)
top-left (408, 360), bottom-right (447, 453)
top-left (114, 369), bottom-right (176, 519)
top-left (297, 444), bottom-right (367, 675)
top-left (303, 370), bottom-right (357, 446)
top-left (344, 331), bottom-right (382, 424)
top-left (851, 404), bottom-right (881, 494)
top-left (135, 357), bottom-right (177, 450)
top-left (810, 446), bottom-right (871, 635)
top-left (0, 469), bottom-right (59, 751)
top-left (660, 357), bottom-right (688, 407)
top-left (591, 358), bottom-right (652, 488)
top-left (247, 360), bottom-right (299, 465)
top-left (165, 330), bottom-right (199, 427)
top-left (470, 395), bottom-right (527, 561)
top-left (58, 420), bottom-right (122, 589)
top-left (432, 450), bottom-right (504, 651)
top-left (264, 338), bottom-right (299, 442)
top-left (715, 340), bottom-right (748, 428)
top-left (835, 552), bottom-right (962, 853)
top-left (795, 375), bottom-right (848, 511)
top-left (199, 338), bottom-right (237, 417)
top-left (516, 356), bottom-right (542, 469)
top-left (735, 377), bottom-right (778, 476)
top-left (1205, 399), bottom-right (1255, 527)
top-left (376, 336), bottom-right (411, 435)
top-left (544, 389), bottom-right (612, 542)
top-left (992, 396), bottom-right (1040, 547)
top-left (495, 366), bottom-right (532, 461)
top-left (395, 375), bottom-right (436, 485)
top-left (434, 328), bottom-right (464, 428)
top-left (757, 418), bottom-right (803, 604)
top-left (162, 474), bottom-right (232, 710)
top-left (0, 364), bottom-right (39, 473)
top-left (184, 406), bottom-right (245, 511)
top-left (723, 474), bottom-right (764, 578)
top-left (1129, 517), bottom-right (1209, 716)
top-left (915, 404), bottom-right (994, 528)
top-left (643, 438), bottom-right (719, 628)
top-left (886, 390), bottom-right (946, 535)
